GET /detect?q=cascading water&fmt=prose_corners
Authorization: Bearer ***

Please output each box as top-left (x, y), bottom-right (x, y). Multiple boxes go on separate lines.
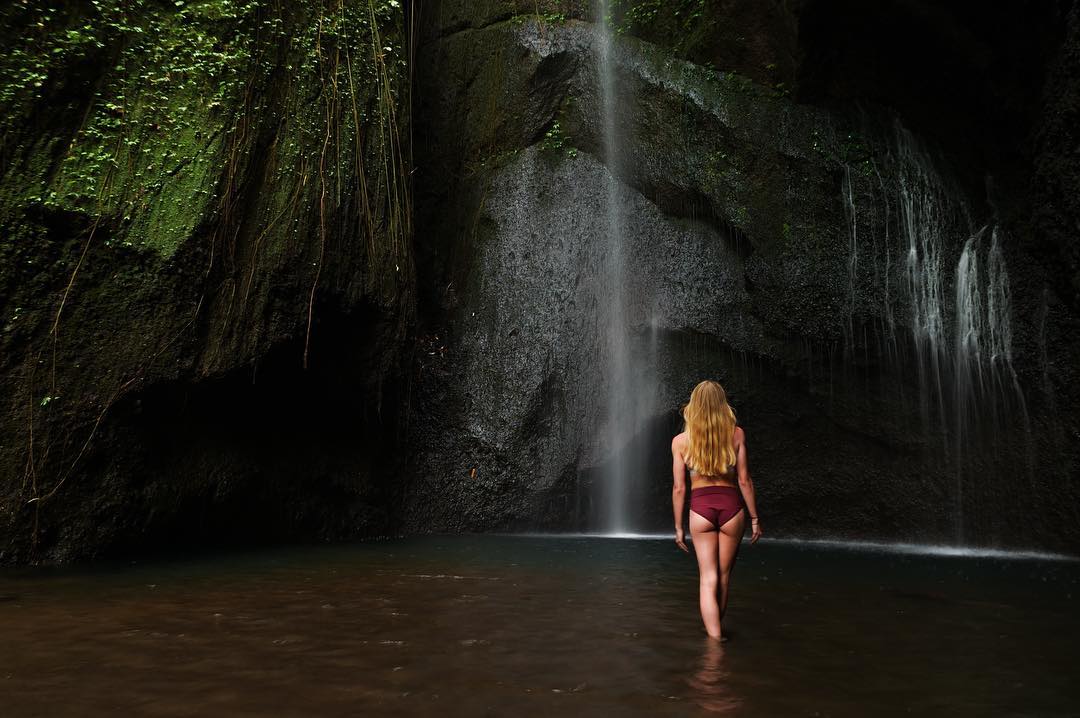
top-left (896, 124), bottom-right (954, 439)
top-left (842, 164), bottom-right (860, 344)
top-left (841, 119), bottom-right (1030, 543)
top-left (953, 225), bottom-right (1032, 519)
top-left (595, 0), bottom-right (656, 534)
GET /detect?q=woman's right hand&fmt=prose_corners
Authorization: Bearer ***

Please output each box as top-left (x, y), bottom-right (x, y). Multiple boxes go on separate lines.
top-left (675, 526), bottom-right (689, 553)
top-left (750, 518), bottom-right (762, 544)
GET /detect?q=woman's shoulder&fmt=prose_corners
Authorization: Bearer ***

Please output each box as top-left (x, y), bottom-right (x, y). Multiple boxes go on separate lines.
top-left (671, 431), bottom-right (687, 450)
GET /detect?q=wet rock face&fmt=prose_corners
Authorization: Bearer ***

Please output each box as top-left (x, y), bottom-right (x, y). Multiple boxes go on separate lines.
top-left (411, 5), bottom-right (1080, 551)
top-left (2, 1), bottom-right (1076, 563)
top-left (409, 145), bottom-right (753, 531)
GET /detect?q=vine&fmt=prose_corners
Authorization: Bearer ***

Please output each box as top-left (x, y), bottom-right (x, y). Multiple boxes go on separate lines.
top-left (2, 0), bottom-right (412, 554)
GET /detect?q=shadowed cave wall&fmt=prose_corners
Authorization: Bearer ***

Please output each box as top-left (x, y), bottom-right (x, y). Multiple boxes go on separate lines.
top-left (406, 0), bottom-right (1080, 552)
top-left (1, 0), bottom-right (1078, 563)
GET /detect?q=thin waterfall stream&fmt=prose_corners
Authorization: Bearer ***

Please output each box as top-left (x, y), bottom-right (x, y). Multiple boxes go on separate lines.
top-left (597, 0), bottom-right (656, 534)
top-left (841, 122), bottom-right (1033, 544)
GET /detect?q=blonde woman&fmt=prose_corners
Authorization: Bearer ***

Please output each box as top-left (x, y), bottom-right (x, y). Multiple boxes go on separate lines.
top-left (671, 380), bottom-right (762, 640)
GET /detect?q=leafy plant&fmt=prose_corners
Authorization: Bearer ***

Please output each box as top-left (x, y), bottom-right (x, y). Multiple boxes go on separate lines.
top-left (540, 119), bottom-right (577, 158)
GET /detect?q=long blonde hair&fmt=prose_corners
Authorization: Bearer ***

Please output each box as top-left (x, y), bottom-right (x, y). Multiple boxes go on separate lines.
top-left (681, 380), bottom-right (737, 475)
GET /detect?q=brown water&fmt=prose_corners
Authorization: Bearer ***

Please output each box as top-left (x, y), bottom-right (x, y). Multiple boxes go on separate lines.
top-left (1, 535), bottom-right (1077, 717)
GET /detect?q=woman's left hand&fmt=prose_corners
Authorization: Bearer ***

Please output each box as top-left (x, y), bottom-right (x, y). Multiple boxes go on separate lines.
top-left (675, 527), bottom-right (689, 553)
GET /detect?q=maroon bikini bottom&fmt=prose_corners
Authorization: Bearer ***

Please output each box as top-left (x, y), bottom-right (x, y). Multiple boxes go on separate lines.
top-left (690, 486), bottom-right (746, 530)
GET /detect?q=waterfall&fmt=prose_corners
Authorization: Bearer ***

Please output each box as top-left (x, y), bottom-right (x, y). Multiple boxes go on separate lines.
top-left (985, 228), bottom-right (1017, 377)
top-left (954, 227), bottom-right (993, 446)
top-left (843, 119), bottom-right (1030, 543)
top-left (895, 123), bottom-right (953, 438)
top-left (842, 164), bottom-right (859, 346)
top-left (953, 227), bottom-right (986, 538)
top-left (595, 0), bottom-right (655, 534)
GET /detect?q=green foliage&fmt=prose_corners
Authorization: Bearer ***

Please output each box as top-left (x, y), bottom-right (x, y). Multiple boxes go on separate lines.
top-left (2, 0), bottom-right (413, 518)
top-left (838, 133), bottom-right (872, 165)
top-left (1, 0), bottom-right (268, 255)
top-left (809, 128), bottom-right (871, 167)
top-left (539, 120), bottom-right (577, 158)
top-left (1, 0), bottom-right (409, 258)
top-left (609, 0), bottom-right (706, 42)
top-left (511, 11), bottom-right (566, 26)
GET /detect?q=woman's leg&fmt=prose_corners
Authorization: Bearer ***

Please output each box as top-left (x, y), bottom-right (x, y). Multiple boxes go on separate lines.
top-left (689, 509), bottom-right (722, 639)
top-left (717, 509), bottom-right (746, 621)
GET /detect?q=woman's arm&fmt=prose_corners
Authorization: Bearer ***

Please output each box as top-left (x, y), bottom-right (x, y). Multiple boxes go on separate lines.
top-left (735, 428), bottom-right (763, 544)
top-left (671, 435), bottom-right (689, 552)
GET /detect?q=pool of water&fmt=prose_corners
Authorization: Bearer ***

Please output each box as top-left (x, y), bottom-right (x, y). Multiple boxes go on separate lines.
top-left (1, 535), bottom-right (1077, 716)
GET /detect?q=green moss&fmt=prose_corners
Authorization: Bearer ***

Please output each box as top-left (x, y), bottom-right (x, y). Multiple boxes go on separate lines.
top-left (1, 0), bottom-right (263, 257)
top-left (1, 0), bottom-right (413, 523)
top-left (700, 148), bottom-right (748, 229)
top-left (2, 0), bottom-right (409, 262)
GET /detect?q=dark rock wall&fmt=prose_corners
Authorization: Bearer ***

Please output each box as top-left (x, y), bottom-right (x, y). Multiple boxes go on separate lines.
top-left (409, 0), bottom-right (1080, 553)
top-left (797, 0), bottom-right (1062, 177)
top-left (0, 0), bottom-right (414, 563)
top-left (2, 0), bottom-right (1077, 563)
top-left (1029, 1), bottom-right (1080, 548)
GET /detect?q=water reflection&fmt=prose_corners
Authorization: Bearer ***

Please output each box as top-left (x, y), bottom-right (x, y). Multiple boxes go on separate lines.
top-left (687, 638), bottom-right (743, 714)
top-left (0, 536), bottom-right (1076, 717)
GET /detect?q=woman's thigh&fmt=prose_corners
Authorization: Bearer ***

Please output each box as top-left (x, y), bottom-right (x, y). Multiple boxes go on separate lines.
top-left (717, 510), bottom-right (746, 574)
top-left (689, 510), bottom-right (719, 577)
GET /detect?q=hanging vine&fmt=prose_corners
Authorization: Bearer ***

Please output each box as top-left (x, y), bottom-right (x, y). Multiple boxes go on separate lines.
top-left (0, 0), bottom-right (412, 555)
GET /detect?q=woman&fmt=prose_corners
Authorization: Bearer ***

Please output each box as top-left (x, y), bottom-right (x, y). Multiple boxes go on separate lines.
top-left (671, 379), bottom-right (762, 640)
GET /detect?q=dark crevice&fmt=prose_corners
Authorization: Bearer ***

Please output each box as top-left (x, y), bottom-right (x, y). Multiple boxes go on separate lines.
top-left (420, 12), bottom-right (518, 47)
top-left (21, 295), bottom-right (408, 562)
top-left (796, 0), bottom-right (1065, 181)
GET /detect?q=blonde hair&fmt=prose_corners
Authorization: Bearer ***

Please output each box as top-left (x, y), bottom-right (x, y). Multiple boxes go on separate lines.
top-left (681, 380), bottom-right (737, 475)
